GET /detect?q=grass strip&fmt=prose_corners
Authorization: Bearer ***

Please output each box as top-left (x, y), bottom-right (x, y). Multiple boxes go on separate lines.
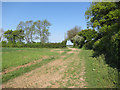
top-left (79, 49), bottom-right (118, 88)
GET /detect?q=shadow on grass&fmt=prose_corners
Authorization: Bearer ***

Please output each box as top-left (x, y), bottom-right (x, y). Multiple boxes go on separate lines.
top-left (90, 50), bottom-right (120, 88)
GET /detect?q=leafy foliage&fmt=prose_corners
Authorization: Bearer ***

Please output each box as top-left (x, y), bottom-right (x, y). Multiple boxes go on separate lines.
top-left (83, 40), bottom-right (95, 50)
top-left (72, 35), bottom-right (85, 48)
top-left (78, 29), bottom-right (98, 42)
top-left (72, 29), bottom-right (98, 49)
top-left (67, 26), bottom-right (81, 43)
top-left (17, 20), bottom-right (51, 43)
top-left (34, 20), bottom-right (51, 43)
top-left (2, 19), bottom-right (67, 48)
top-left (85, 2), bottom-right (120, 30)
top-left (85, 2), bottom-right (120, 76)
top-left (2, 41), bottom-right (66, 48)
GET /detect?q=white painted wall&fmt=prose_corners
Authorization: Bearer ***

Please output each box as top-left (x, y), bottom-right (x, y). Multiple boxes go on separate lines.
top-left (66, 40), bottom-right (73, 45)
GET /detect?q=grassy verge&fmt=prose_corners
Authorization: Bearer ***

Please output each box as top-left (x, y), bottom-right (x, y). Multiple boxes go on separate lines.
top-left (79, 49), bottom-right (119, 88)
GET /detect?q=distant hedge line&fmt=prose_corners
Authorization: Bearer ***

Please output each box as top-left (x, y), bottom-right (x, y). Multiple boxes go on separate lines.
top-left (1, 41), bottom-right (66, 48)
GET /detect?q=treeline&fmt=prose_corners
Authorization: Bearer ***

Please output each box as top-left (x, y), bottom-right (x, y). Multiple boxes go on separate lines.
top-left (67, 2), bottom-right (120, 70)
top-left (1, 20), bottom-right (67, 48)
top-left (66, 2), bottom-right (120, 87)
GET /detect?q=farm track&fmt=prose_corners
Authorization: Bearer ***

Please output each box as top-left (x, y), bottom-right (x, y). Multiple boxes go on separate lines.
top-left (2, 48), bottom-right (87, 88)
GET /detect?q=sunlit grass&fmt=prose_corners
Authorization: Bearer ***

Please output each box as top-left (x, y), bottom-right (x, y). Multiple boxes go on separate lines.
top-left (80, 49), bottom-right (118, 88)
top-left (2, 48), bottom-right (59, 70)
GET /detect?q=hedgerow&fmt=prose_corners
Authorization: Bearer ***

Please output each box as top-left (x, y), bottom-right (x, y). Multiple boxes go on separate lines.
top-left (1, 42), bottom-right (66, 48)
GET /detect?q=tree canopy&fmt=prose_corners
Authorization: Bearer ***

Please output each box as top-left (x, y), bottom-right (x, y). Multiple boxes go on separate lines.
top-left (78, 29), bottom-right (98, 42)
top-left (16, 20), bottom-right (51, 43)
top-left (85, 2), bottom-right (120, 69)
top-left (67, 26), bottom-right (81, 43)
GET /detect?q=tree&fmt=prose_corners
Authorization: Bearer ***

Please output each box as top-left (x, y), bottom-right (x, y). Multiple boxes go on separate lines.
top-left (4, 29), bottom-right (24, 44)
top-left (72, 35), bottom-right (85, 48)
top-left (85, 2), bottom-right (120, 69)
top-left (12, 30), bottom-right (18, 43)
top-left (34, 19), bottom-right (51, 43)
top-left (85, 2), bottom-right (120, 32)
top-left (4, 30), bottom-right (13, 43)
top-left (12, 29), bottom-right (24, 43)
top-left (17, 29), bottom-right (24, 43)
top-left (17, 20), bottom-right (35, 43)
top-left (67, 26), bottom-right (81, 43)
top-left (25, 20), bottom-right (35, 43)
top-left (78, 29), bottom-right (98, 43)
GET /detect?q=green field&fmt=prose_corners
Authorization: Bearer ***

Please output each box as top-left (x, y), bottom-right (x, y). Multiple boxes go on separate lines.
top-left (1, 1), bottom-right (120, 88)
top-left (2, 48), bottom-right (119, 88)
top-left (2, 48), bottom-right (59, 70)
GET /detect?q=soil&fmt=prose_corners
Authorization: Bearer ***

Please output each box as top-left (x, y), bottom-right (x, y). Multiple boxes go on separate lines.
top-left (2, 56), bottom-right (48, 74)
top-left (2, 48), bottom-right (87, 88)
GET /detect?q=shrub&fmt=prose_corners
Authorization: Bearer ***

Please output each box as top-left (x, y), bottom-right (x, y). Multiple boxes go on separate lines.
top-left (93, 32), bottom-right (120, 69)
top-left (1, 41), bottom-right (7, 47)
top-left (83, 40), bottom-right (95, 50)
top-left (2, 41), bottom-right (66, 48)
top-left (72, 35), bottom-right (85, 48)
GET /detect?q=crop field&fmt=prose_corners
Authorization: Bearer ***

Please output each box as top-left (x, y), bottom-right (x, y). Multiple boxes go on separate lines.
top-left (2, 48), bottom-right (60, 70)
top-left (1, 1), bottom-right (120, 89)
top-left (1, 47), bottom-right (118, 88)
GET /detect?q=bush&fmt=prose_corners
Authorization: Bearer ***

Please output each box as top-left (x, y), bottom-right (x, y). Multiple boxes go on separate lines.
top-left (2, 42), bottom-right (66, 48)
top-left (83, 40), bottom-right (95, 50)
top-left (93, 31), bottom-right (120, 69)
top-left (1, 41), bottom-right (7, 47)
top-left (6, 42), bottom-right (15, 47)
top-left (72, 35), bottom-right (85, 48)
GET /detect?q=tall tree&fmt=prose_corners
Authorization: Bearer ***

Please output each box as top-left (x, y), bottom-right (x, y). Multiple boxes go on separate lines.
top-left (17, 20), bottom-right (51, 43)
top-left (41, 20), bottom-right (51, 43)
top-left (85, 2), bottom-right (120, 70)
top-left (34, 19), bottom-right (51, 43)
top-left (17, 20), bottom-right (35, 43)
top-left (18, 29), bottom-right (24, 43)
top-left (85, 2), bottom-right (120, 32)
top-left (67, 26), bottom-right (81, 43)
top-left (25, 20), bottom-right (35, 43)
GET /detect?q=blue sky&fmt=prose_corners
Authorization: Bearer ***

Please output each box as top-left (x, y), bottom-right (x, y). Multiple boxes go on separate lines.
top-left (2, 2), bottom-right (91, 44)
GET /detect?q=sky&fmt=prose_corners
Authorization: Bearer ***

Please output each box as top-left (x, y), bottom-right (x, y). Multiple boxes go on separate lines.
top-left (2, 2), bottom-right (91, 44)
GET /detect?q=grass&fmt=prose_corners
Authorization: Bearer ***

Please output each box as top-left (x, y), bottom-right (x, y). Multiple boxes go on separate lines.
top-left (2, 48), bottom-right (59, 70)
top-left (61, 49), bottom-right (71, 55)
top-left (63, 53), bottom-right (74, 60)
top-left (2, 47), bottom-right (70, 83)
top-left (79, 49), bottom-right (119, 88)
top-left (2, 56), bottom-right (56, 83)
top-left (54, 52), bottom-right (84, 88)
top-left (2, 47), bottom-right (119, 88)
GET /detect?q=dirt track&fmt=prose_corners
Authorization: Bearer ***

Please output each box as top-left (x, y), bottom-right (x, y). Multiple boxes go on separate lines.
top-left (2, 48), bottom-right (87, 88)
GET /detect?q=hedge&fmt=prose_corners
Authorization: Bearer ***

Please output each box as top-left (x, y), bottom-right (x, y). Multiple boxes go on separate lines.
top-left (1, 42), bottom-right (66, 48)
